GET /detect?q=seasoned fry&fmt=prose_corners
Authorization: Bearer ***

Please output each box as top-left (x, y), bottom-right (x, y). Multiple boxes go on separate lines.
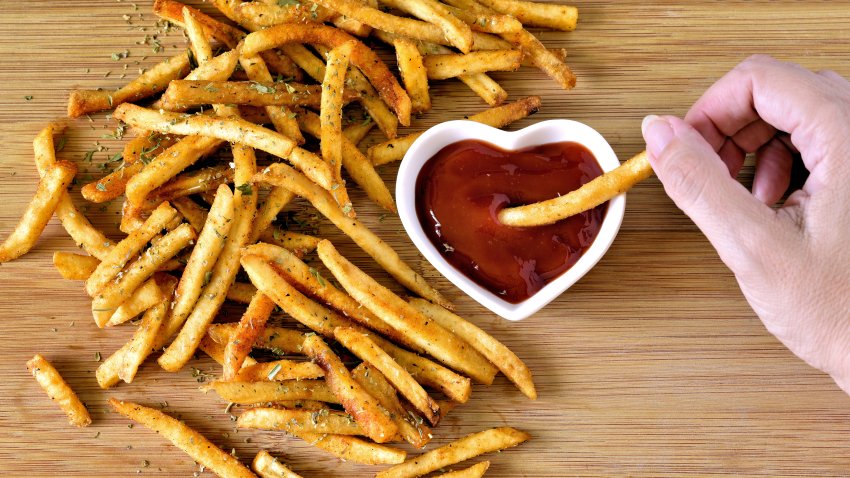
top-left (223, 292), bottom-right (277, 380)
top-left (108, 399), bottom-right (256, 478)
top-left (252, 163), bottom-right (449, 308)
top-left (207, 323), bottom-right (308, 355)
top-left (502, 28), bottom-right (575, 89)
top-left (162, 80), bottom-right (352, 109)
top-left (410, 298), bottom-right (536, 399)
top-left (154, 0), bottom-right (244, 48)
top-left (317, 240), bottom-right (497, 384)
top-left (475, 0), bottom-right (578, 31)
top-left (235, 1), bottom-right (335, 29)
top-left (423, 50), bottom-right (522, 80)
top-left (240, 54), bottom-right (304, 144)
top-left (500, 151), bottom-right (650, 226)
top-left (332, 12), bottom-right (374, 37)
top-left (144, 165), bottom-right (234, 209)
top-left (295, 432), bottom-right (406, 465)
top-left (106, 277), bottom-right (164, 327)
top-left (252, 450), bottom-right (303, 478)
top-left (434, 461), bottom-right (490, 478)
top-left (234, 359), bottom-right (324, 382)
top-left (376, 427), bottom-right (530, 478)
top-left (27, 354), bottom-right (91, 428)
top-left (380, 0), bottom-right (474, 52)
top-left (226, 282), bottom-right (259, 304)
top-left (242, 24), bottom-right (412, 125)
top-left (250, 186), bottom-right (295, 243)
top-left (394, 38), bottom-right (430, 113)
top-left (442, 3), bottom-right (522, 34)
top-left (171, 196), bottom-right (208, 232)
top-left (368, 96), bottom-right (541, 166)
top-left (183, 6), bottom-right (213, 63)
top-left (321, 41), bottom-right (356, 214)
top-left (200, 333), bottom-right (258, 368)
top-left (258, 228), bottom-right (321, 257)
top-left (202, 380), bottom-right (339, 405)
top-left (302, 334), bottom-right (398, 443)
top-left (0, 161), bottom-right (76, 263)
top-left (118, 274), bottom-right (178, 383)
top-left (52, 252), bottom-right (100, 280)
top-left (239, 408), bottom-right (365, 436)
top-left (67, 52), bottom-right (191, 117)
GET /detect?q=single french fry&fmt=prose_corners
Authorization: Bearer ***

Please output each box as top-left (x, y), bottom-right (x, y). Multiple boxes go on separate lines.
top-left (321, 41), bottom-right (356, 214)
top-left (235, 0), bottom-right (335, 29)
top-left (279, 44), bottom-right (327, 83)
top-left (200, 333), bottom-right (258, 368)
top-left (107, 277), bottom-right (164, 327)
top-left (223, 293), bottom-right (277, 380)
top-left (207, 323), bottom-right (309, 355)
top-left (258, 228), bottom-right (321, 257)
top-left (227, 282), bottom-right (258, 304)
top-left (442, 2), bottom-right (522, 34)
top-left (335, 327), bottom-right (440, 425)
top-left (52, 252), bottom-right (100, 280)
top-left (377, 427), bottom-right (530, 478)
top-left (317, 240), bottom-right (496, 383)
top-left (249, 186), bottom-right (295, 243)
top-left (239, 408), bottom-right (365, 436)
top-left (183, 6), bottom-right (214, 63)
top-left (27, 354), bottom-right (91, 427)
top-left (499, 151), bottom-right (650, 226)
top-left (109, 399), bottom-right (256, 478)
top-left (171, 196), bottom-right (208, 233)
top-left (434, 461), bottom-right (490, 478)
top-left (240, 54), bottom-right (304, 144)
top-left (235, 359), bottom-right (325, 382)
top-left (379, 0), bottom-right (474, 52)
top-left (424, 50), bottom-right (522, 80)
top-left (162, 80), bottom-right (350, 109)
top-left (368, 95), bottom-right (541, 166)
top-left (394, 38), bottom-right (430, 113)
top-left (91, 223), bottom-right (194, 327)
top-left (154, 0), bottom-right (244, 48)
top-left (295, 432), bottom-right (406, 464)
top-left (252, 450), bottom-right (303, 478)
top-left (410, 298), bottom-right (536, 399)
top-left (242, 24), bottom-right (411, 125)
top-left (202, 380), bottom-right (339, 405)
top-left (252, 164), bottom-right (449, 308)
top-left (143, 165), bottom-right (234, 210)
top-left (501, 28), bottom-right (575, 89)
top-left (332, 12), bottom-right (373, 37)
top-left (475, 0), bottom-right (578, 31)
top-left (118, 274), bottom-right (179, 383)
top-left (302, 334), bottom-right (398, 443)
top-left (269, 400), bottom-right (328, 411)
top-left (67, 52), bottom-right (191, 117)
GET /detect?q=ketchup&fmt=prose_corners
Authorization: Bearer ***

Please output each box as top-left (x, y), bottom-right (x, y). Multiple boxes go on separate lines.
top-left (415, 139), bottom-right (606, 303)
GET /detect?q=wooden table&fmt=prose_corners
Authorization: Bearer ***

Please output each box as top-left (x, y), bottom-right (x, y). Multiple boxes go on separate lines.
top-left (1, 1), bottom-right (849, 476)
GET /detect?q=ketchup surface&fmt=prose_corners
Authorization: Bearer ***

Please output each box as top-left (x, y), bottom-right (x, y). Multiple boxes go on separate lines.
top-left (416, 139), bottom-right (606, 304)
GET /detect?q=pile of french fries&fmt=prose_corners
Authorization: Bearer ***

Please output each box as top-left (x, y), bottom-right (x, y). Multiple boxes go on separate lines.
top-left (3, 0), bottom-right (585, 475)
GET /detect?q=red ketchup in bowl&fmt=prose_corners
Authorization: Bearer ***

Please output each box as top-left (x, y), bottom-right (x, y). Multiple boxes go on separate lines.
top-left (415, 139), bottom-right (606, 303)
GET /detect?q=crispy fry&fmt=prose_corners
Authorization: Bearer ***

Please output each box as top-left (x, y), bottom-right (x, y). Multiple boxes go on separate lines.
top-left (67, 52), bottom-right (191, 117)
top-left (253, 164), bottom-right (448, 308)
top-left (200, 333), bottom-right (258, 368)
top-left (258, 228), bottom-right (321, 257)
top-left (27, 354), bottom-right (91, 427)
top-left (303, 335), bottom-right (398, 443)
top-left (500, 151), bottom-right (650, 226)
top-left (154, 0), bottom-right (244, 48)
top-left (118, 274), bottom-right (178, 383)
top-left (171, 196), bottom-right (208, 232)
top-left (368, 96), bottom-right (541, 166)
top-left (108, 399), bottom-right (256, 478)
top-left (434, 461), bottom-right (490, 478)
top-left (380, 0), bottom-right (474, 52)
top-left (336, 327), bottom-right (439, 425)
top-left (202, 380), bottom-right (339, 405)
top-left (240, 54), bottom-right (304, 144)
top-left (235, 1), bottom-right (335, 29)
top-left (0, 161), bottom-right (76, 263)
top-left (410, 298), bottom-right (536, 399)
top-left (442, 3), bottom-right (522, 34)
top-left (144, 165), bottom-right (234, 209)
top-left (252, 450), bottom-right (303, 478)
top-left (394, 38), bottom-right (430, 113)
top-left (294, 432), bottom-right (406, 465)
top-left (223, 292), bottom-right (277, 380)
top-left (52, 252), bottom-right (100, 280)
top-left (234, 359), bottom-right (324, 382)
top-left (475, 0), bottom-right (578, 31)
top-left (162, 80), bottom-right (353, 109)
top-left (501, 28), bottom-right (575, 89)
top-left (376, 427), bottom-right (530, 478)
top-left (239, 408), bottom-right (365, 436)
top-left (332, 12), bottom-right (374, 37)
top-left (317, 240), bottom-right (496, 384)
top-left (207, 323), bottom-right (308, 355)
top-left (227, 282), bottom-right (259, 304)
top-left (250, 186), bottom-right (296, 243)
top-left (242, 24), bottom-right (411, 126)
top-left (106, 277), bottom-right (164, 327)
top-left (183, 6), bottom-right (214, 63)
top-left (423, 50), bottom-right (522, 80)
top-left (321, 41), bottom-right (356, 214)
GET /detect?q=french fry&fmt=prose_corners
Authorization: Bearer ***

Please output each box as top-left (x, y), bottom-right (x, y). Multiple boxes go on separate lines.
top-left (257, 228), bottom-right (321, 257)
top-left (249, 186), bottom-right (295, 243)
top-left (376, 427), bottom-right (530, 478)
top-left (207, 323), bottom-right (308, 355)
top-left (368, 96), bottom-right (541, 166)
top-left (302, 334), bottom-right (398, 443)
top-left (394, 38), bottom-right (430, 113)
top-left (200, 333), bottom-right (258, 368)
top-left (27, 354), bottom-right (91, 428)
top-left (143, 165), bottom-right (234, 210)
top-left (317, 240), bottom-right (497, 384)
top-left (268, 400), bottom-right (328, 411)
top-left (183, 6), bottom-right (214, 63)
top-left (501, 28), bottom-right (575, 89)
top-left (154, 0), bottom-right (244, 49)
top-left (332, 12), bottom-right (374, 37)
top-left (223, 292), bottom-right (277, 380)
top-left (0, 161), bottom-right (76, 263)
top-left (227, 282), bottom-right (259, 304)
top-left (252, 164), bottom-right (449, 308)
top-left (242, 24), bottom-right (412, 126)
top-left (441, 3), bottom-right (522, 34)
top-left (475, 0), bottom-right (578, 31)
top-left (162, 80), bottom-right (352, 109)
top-left (108, 399), bottom-right (256, 478)
top-left (499, 151), bottom-right (650, 226)
top-left (118, 274), bottom-right (179, 383)
top-left (434, 461), bottom-right (490, 478)
top-left (343, 118), bottom-right (375, 145)
top-left (91, 223), bottom-right (195, 327)
top-left (321, 41), bottom-right (356, 214)
top-left (423, 50), bottom-right (522, 80)
top-left (171, 196), bottom-right (208, 233)
top-left (202, 380), bottom-right (339, 405)
top-left (252, 451), bottom-right (303, 478)
top-left (234, 359), bottom-right (325, 382)
top-left (67, 52), bottom-right (191, 117)
top-left (410, 298), bottom-right (537, 399)
top-left (106, 277), bottom-right (164, 327)
top-left (279, 44), bottom-right (327, 83)
top-left (351, 363), bottom-right (431, 448)
top-left (235, 1), bottom-right (335, 29)
top-left (379, 0), bottom-right (474, 52)
top-left (294, 432), bottom-right (406, 465)
top-left (52, 252), bottom-right (100, 280)
top-left (240, 54), bottom-right (304, 144)
top-left (335, 327), bottom-right (440, 425)
top-left (238, 408), bottom-right (365, 436)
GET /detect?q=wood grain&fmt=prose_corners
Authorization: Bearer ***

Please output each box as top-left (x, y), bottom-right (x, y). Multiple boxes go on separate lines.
top-left (2, 1), bottom-right (850, 476)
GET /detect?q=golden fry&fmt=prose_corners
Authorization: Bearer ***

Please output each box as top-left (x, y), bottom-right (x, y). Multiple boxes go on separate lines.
top-left (202, 380), bottom-right (339, 405)
top-left (423, 50), bottom-right (522, 80)
top-left (107, 277), bottom-right (164, 327)
top-left (238, 408), bottom-right (365, 436)
top-left (394, 38), bottom-right (430, 113)
top-left (378, 0), bottom-right (474, 52)
top-left (240, 54), bottom-right (304, 144)
top-left (223, 292), bottom-right (277, 380)
top-left (258, 228), bottom-right (320, 257)
top-left (252, 450), bottom-right (303, 478)
top-left (294, 432), bottom-right (406, 465)
top-left (434, 461), bottom-right (490, 478)
top-left (234, 0), bottom-right (335, 29)
top-left (475, 0), bottom-right (578, 31)
top-left (207, 323), bottom-right (308, 355)
top-left (144, 165), bottom-right (234, 209)
top-left (161, 80), bottom-right (350, 109)
top-left (52, 252), bottom-right (100, 280)
top-left (501, 28), bottom-right (575, 89)
top-left (153, 0), bottom-right (244, 48)
top-left (118, 274), bottom-right (178, 383)
top-left (27, 354), bottom-right (91, 427)
top-left (321, 41), bottom-right (356, 214)
top-left (235, 359), bottom-right (324, 382)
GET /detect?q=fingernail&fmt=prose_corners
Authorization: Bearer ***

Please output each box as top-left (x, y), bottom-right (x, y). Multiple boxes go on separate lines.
top-left (642, 115), bottom-right (674, 159)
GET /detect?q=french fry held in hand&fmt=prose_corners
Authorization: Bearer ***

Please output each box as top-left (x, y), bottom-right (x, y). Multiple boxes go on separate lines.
top-left (499, 151), bottom-right (652, 227)
top-left (252, 450), bottom-right (303, 478)
top-left (27, 354), bottom-right (91, 428)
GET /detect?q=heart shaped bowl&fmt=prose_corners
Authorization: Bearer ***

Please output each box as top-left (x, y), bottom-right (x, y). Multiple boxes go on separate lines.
top-left (397, 119), bottom-right (626, 321)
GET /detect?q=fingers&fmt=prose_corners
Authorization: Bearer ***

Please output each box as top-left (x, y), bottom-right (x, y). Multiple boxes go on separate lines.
top-left (752, 137), bottom-right (794, 205)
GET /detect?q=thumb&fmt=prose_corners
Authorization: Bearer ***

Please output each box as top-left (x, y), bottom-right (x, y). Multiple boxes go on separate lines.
top-left (641, 115), bottom-right (775, 266)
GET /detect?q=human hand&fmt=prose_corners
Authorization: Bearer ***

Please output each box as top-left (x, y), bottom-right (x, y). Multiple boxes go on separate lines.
top-left (641, 55), bottom-right (850, 394)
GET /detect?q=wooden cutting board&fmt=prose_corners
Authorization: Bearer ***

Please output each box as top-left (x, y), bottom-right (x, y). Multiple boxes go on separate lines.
top-left (1, 1), bottom-right (849, 476)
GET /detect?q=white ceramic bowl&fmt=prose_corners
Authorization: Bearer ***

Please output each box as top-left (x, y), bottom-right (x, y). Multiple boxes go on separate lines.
top-left (397, 119), bottom-right (625, 321)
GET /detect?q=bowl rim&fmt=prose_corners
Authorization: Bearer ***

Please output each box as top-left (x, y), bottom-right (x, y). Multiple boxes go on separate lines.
top-left (397, 119), bottom-right (626, 321)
